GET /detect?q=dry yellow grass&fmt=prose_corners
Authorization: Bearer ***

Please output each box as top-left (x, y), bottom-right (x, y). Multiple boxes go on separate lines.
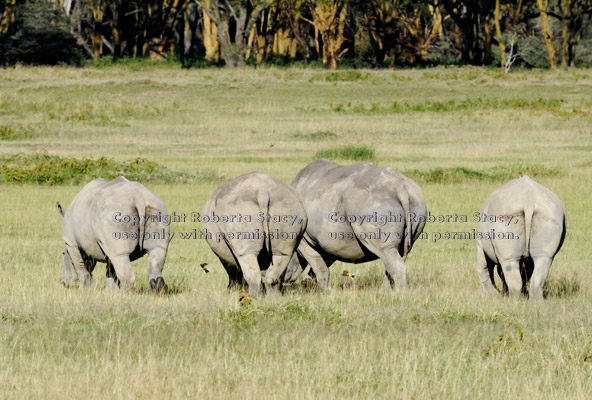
top-left (1, 65), bottom-right (591, 399)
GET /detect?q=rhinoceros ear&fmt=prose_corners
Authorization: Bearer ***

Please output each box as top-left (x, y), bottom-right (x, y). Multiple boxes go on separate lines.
top-left (56, 202), bottom-right (66, 217)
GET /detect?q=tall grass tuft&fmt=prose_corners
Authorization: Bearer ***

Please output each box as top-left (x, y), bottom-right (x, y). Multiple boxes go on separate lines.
top-left (315, 146), bottom-right (375, 161)
top-left (544, 274), bottom-right (581, 298)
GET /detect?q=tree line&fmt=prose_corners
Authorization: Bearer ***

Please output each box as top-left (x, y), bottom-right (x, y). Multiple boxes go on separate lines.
top-left (1, 0), bottom-right (591, 68)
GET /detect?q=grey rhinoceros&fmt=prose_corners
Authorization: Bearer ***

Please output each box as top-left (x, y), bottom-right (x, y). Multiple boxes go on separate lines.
top-left (283, 159), bottom-right (427, 291)
top-left (202, 172), bottom-right (307, 295)
top-left (56, 176), bottom-right (170, 292)
top-left (476, 175), bottom-right (566, 300)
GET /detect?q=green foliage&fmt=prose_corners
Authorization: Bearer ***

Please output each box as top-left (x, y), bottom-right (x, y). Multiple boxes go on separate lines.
top-left (238, 290), bottom-right (254, 308)
top-left (315, 146), bottom-right (375, 161)
top-left (518, 35), bottom-right (551, 69)
top-left (0, 153), bottom-right (220, 185)
top-left (1, 0), bottom-right (84, 66)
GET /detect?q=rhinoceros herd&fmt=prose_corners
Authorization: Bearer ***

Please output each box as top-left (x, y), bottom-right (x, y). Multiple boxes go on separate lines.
top-left (56, 159), bottom-right (566, 301)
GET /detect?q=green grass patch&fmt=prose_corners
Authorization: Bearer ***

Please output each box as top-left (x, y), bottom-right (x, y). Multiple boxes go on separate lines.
top-left (405, 164), bottom-right (561, 184)
top-left (483, 323), bottom-right (524, 359)
top-left (0, 153), bottom-right (221, 185)
top-left (310, 70), bottom-right (370, 82)
top-left (292, 130), bottom-right (338, 141)
top-left (0, 125), bottom-right (33, 141)
top-left (315, 146), bottom-right (375, 161)
top-left (331, 97), bottom-right (567, 114)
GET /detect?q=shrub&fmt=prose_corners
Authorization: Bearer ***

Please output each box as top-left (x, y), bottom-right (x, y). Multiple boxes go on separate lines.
top-left (0, 153), bottom-right (221, 185)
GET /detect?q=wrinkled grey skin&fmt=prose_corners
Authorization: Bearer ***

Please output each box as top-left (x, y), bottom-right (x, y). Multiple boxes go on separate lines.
top-left (202, 172), bottom-right (307, 296)
top-left (283, 159), bottom-right (427, 291)
top-left (57, 176), bottom-right (170, 292)
top-left (476, 175), bottom-right (566, 301)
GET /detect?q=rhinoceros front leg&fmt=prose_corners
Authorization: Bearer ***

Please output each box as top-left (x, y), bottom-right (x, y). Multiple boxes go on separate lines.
top-left (66, 244), bottom-right (93, 288)
top-left (476, 245), bottom-right (499, 295)
top-left (265, 254), bottom-right (291, 295)
top-left (220, 260), bottom-right (245, 291)
top-left (282, 253), bottom-right (305, 285)
top-left (147, 247), bottom-right (168, 293)
top-left (529, 256), bottom-right (553, 301)
top-left (297, 239), bottom-right (330, 290)
top-left (105, 258), bottom-right (120, 292)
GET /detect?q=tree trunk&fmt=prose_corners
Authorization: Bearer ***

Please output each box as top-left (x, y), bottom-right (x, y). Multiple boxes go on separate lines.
top-left (218, 18), bottom-right (235, 67)
top-left (235, 1), bottom-right (249, 46)
top-left (536, 0), bottom-right (556, 68)
top-left (202, 0), bottom-right (220, 63)
top-left (306, 1), bottom-right (347, 69)
top-left (0, 0), bottom-right (16, 34)
top-left (91, 4), bottom-right (104, 60)
top-left (494, 0), bottom-right (506, 68)
top-left (483, 14), bottom-right (492, 64)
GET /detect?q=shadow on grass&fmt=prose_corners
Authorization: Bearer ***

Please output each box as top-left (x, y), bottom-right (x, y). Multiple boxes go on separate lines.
top-left (133, 277), bottom-right (188, 296)
top-left (281, 271), bottom-right (384, 294)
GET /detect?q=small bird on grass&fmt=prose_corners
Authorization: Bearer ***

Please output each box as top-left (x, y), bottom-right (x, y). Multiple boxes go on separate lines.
top-left (342, 270), bottom-right (355, 280)
top-left (200, 263), bottom-right (210, 274)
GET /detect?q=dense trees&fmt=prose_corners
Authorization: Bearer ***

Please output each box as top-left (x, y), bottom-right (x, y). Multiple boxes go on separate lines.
top-left (1, 0), bottom-right (591, 67)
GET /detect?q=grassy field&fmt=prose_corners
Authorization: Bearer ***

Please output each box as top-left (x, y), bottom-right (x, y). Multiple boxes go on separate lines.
top-left (1, 64), bottom-right (591, 399)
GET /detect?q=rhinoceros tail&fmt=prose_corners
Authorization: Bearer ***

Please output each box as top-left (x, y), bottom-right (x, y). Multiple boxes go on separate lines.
top-left (397, 187), bottom-right (412, 257)
top-left (135, 199), bottom-right (147, 253)
top-left (523, 200), bottom-right (534, 258)
top-left (257, 189), bottom-right (272, 256)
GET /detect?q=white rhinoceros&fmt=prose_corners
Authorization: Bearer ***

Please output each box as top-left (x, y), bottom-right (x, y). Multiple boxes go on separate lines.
top-left (202, 172), bottom-right (307, 295)
top-left (476, 175), bottom-right (566, 300)
top-left (283, 159), bottom-right (427, 291)
top-left (56, 176), bottom-right (170, 292)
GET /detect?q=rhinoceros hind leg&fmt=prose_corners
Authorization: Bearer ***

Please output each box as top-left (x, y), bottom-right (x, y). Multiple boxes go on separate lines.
top-left (237, 254), bottom-right (263, 296)
top-left (529, 256), bottom-right (553, 301)
top-left (147, 247), bottom-right (167, 292)
top-left (265, 254), bottom-right (291, 295)
top-left (110, 255), bottom-right (135, 291)
top-left (381, 250), bottom-right (408, 292)
top-left (476, 245), bottom-right (499, 295)
top-left (501, 259), bottom-right (522, 298)
top-left (149, 277), bottom-right (168, 293)
top-left (105, 277), bottom-right (119, 291)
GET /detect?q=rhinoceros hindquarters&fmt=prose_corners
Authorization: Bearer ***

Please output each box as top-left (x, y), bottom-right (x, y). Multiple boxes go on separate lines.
top-left (476, 175), bottom-right (566, 301)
